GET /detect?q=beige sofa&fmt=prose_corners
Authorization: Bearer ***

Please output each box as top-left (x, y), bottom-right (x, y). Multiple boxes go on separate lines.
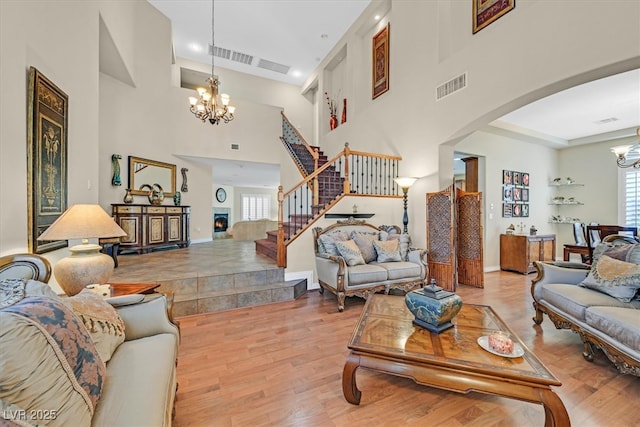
top-left (531, 239), bottom-right (640, 376)
top-left (0, 254), bottom-right (180, 426)
top-left (313, 220), bottom-right (427, 311)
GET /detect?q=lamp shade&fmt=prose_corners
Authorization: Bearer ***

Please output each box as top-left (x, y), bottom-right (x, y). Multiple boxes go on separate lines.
top-left (394, 177), bottom-right (418, 189)
top-left (38, 204), bottom-right (126, 241)
top-left (37, 204), bottom-right (126, 296)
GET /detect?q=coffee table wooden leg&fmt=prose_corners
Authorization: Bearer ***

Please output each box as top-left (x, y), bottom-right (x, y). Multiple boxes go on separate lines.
top-left (538, 388), bottom-right (570, 427)
top-left (342, 353), bottom-right (362, 405)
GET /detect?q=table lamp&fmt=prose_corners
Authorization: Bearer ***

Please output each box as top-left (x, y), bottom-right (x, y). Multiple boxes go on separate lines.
top-left (38, 204), bottom-right (127, 296)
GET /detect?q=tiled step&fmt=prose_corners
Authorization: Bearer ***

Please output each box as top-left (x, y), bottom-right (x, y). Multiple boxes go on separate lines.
top-left (165, 265), bottom-right (308, 316)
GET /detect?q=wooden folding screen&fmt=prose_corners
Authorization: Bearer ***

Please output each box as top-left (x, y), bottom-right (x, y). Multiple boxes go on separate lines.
top-left (426, 185), bottom-right (484, 291)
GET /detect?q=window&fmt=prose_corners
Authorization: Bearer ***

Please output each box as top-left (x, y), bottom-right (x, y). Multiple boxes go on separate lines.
top-left (621, 150), bottom-right (640, 227)
top-left (241, 194), bottom-right (271, 220)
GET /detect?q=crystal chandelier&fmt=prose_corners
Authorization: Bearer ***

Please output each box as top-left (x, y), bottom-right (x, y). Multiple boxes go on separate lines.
top-left (188, 0), bottom-right (235, 125)
top-left (611, 128), bottom-right (640, 168)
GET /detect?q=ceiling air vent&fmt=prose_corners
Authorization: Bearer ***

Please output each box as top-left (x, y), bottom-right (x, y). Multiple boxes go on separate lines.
top-left (210, 44), bottom-right (231, 59)
top-left (594, 117), bottom-right (619, 124)
top-left (436, 73), bottom-right (467, 100)
top-left (257, 58), bottom-right (290, 75)
top-left (232, 51), bottom-right (253, 65)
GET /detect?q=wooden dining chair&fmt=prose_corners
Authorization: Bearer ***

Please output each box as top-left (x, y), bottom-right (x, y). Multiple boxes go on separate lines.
top-left (585, 225), bottom-right (639, 263)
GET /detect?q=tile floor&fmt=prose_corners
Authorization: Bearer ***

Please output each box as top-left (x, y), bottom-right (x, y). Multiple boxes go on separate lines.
top-left (109, 240), bottom-right (305, 316)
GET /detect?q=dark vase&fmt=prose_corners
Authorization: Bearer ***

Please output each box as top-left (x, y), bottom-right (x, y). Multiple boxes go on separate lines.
top-left (341, 98), bottom-right (347, 124)
top-left (330, 115), bottom-right (338, 131)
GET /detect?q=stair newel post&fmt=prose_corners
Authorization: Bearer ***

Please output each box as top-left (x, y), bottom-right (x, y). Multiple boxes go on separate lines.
top-left (343, 142), bottom-right (351, 194)
top-left (277, 185), bottom-right (286, 267)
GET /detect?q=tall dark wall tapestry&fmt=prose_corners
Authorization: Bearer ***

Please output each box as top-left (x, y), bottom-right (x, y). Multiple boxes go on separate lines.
top-left (27, 67), bottom-right (68, 253)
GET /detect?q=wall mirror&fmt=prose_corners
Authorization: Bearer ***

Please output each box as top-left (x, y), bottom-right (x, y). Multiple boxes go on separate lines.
top-left (128, 156), bottom-right (176, 196)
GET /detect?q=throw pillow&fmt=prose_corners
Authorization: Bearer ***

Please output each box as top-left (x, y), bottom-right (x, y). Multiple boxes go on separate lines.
top-left (580, 255), bottom-right (640, 302)
top-left (335, 240), bottom-right (366, 266)
top-left (0, 296), bottom-right (105, 426)
top-left (65, 289), bottom-right (126, 363)
top-left (351, 231), bottom-right (379, 263)
top-left (373, 239), bottom-right (402, 262)
top-left (318, 231), bottom-right (348, 256)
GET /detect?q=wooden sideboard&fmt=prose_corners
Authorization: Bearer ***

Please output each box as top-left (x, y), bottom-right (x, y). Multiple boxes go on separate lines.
top-left (500, 233), bottom-right (555, 274)
top-left (112, 204), bottom-right (190, 254)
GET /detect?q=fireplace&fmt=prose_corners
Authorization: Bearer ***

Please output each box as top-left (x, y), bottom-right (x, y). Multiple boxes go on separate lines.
top-left (214, 213), bottom-right (228, 232)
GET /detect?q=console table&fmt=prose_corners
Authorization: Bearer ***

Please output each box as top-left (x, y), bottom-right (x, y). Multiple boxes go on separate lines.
top-left (111, 204), bottom-right (190, 254)
top-left (500, 233), bottom-right (556, 274)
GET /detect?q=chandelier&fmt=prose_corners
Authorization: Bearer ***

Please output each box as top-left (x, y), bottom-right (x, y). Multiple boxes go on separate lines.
top-left (188, 0), bottom-right (235, 125)
top-left (611, 128), bottom-right (640, 168)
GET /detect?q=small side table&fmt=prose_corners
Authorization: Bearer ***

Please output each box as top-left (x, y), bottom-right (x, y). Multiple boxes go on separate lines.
top-left (109, 282), bottom-right (159, 297)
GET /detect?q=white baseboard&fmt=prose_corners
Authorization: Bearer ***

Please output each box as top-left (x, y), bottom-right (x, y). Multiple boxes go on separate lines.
top-left (190, 237), bottom-right (213, 244)
top-left (484, 265), bottom-right (500, 272)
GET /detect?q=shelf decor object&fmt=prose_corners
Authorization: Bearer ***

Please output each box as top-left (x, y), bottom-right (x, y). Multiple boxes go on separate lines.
top-left (37, 204), bottom-right (127, 296)
top-left (27, 67), bottom-right (69, 254)
top-left (372, 23), bottom-right (390, 99)
top-left (472, 0), bottom-right (515, 34)
top-left (405, 279), bottom-right (463, 333)
top-left (187, 0), bottom-right (236, 125)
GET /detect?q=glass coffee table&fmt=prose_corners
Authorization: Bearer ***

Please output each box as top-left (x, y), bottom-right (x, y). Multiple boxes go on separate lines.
top-left (343, 294), bottom-right (569, 427)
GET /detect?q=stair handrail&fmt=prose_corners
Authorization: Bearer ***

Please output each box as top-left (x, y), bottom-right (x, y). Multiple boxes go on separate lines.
top-left (276, 143), bottom-right (403, 267)
top-left (281, 112), bottom-right (319, 172)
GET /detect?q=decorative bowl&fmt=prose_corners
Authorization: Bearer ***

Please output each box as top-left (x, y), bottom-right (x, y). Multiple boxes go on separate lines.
top-left (405, 280), bottom-right (463, 333)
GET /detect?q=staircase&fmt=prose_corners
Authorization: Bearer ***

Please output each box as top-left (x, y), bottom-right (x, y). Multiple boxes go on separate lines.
top-left (255, 112), bottom-right (403, 266)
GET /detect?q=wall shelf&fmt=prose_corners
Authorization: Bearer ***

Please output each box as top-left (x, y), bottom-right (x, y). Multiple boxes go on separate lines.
top-left (324, 213), bottom-right (374, 219)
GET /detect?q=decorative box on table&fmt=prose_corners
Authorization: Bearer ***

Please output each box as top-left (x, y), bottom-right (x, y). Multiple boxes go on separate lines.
top-left (405, 279), bottom-right (463, 333)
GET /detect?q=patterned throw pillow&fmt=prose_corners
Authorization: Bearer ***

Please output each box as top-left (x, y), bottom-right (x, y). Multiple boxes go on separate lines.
top-left (579, 243), bottom-right (640, 302)
top-left (0, 296), bottom-right (105, 426)
top-left (335, 240), bottom-right (366, 266)
top-left (373, 239), bottom-right (402, 262)
top-left (318, 231), bottom-right (348, 256)
top-left (351, 231), bottom-right (379, 263)
top-left (65, 289), bottom-right (126, 363)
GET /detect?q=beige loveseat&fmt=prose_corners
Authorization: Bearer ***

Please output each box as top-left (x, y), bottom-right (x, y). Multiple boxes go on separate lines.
top-left (0, 254), bottom-right (180, 426)
top-left (313, 220), bottom-right (427, 311)
top-left (531, 238), bottom-right (640, 376)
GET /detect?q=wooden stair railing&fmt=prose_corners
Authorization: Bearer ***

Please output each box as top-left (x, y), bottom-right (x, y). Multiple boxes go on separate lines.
top-left (271, 143), bottom-right (402, 267)
top-left (280, 112), bottom-right (318, 178)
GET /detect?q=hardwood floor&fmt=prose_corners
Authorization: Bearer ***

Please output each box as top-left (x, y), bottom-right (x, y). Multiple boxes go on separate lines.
top-left (173, 270), bottom-right (640, 426)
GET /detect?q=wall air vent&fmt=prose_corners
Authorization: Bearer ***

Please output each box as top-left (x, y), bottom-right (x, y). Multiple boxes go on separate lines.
top-left (436, 73), bottom-right (467, 100)
top-left (257, 58), bottom-right (290, 75)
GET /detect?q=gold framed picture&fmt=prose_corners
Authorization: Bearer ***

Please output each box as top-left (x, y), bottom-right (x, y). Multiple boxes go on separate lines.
top-left (473, 0), bottom-right (515, 34)
top-left (27, 67), bottom-right (69, 254)
top-left (372, 23), bottom-right (390, 99)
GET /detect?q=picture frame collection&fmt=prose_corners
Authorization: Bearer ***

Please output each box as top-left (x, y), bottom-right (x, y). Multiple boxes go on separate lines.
top-left (502, 169), bottom-right (529, 218)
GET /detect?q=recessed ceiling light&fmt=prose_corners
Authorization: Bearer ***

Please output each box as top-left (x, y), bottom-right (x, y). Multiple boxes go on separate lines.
top-left (291, 70), bottom-right (302, 78)
top-left (189, 43), bottom-right (202, 52)
top-left (374, 15), bottom-right (381, 20)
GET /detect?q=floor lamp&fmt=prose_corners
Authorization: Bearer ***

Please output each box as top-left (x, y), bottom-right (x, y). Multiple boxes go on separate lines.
top-left (38, 204), bottom-right (127, 296)
top-left (394, 177), bottom-right (418, 233)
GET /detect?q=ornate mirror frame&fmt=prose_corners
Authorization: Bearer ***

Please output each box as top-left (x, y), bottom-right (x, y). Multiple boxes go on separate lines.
top-left (128, 156), bottom-right (176, 196)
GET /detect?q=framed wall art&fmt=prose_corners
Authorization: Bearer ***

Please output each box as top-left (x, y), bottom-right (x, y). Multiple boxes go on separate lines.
top-left (372, 23), bottom-right (390, 99)
top-left (473, 0), bottom-right (515, 34)
top-left (502, 169), bottom-right (529, 218)
top-left (27, 67), bottom-right (68, 254)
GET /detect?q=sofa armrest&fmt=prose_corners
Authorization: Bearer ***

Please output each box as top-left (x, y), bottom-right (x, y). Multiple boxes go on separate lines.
top-left (115, 294), bottom-right (180, 343)
top-left (532, 261), bottom-right (590, 287)
top-left (407, 248), bottom-right (427, 279)
top-left (315, 254), bottom-right (346, 292)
